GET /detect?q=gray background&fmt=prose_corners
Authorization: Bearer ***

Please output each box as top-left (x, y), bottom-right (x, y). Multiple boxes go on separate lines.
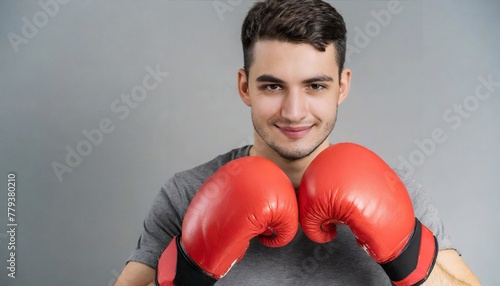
top-left (0, 0), bottom-right (498, 285)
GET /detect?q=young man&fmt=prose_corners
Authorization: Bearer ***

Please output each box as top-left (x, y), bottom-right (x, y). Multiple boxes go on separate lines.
top-left (116, 1), bottom-right (480, 285)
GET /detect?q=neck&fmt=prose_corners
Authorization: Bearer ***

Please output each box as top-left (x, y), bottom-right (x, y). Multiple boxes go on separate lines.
top-left (249, 140), bottom-right (330, 189)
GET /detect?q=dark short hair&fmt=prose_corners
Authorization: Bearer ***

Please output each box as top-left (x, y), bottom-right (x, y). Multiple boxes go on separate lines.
top-left (241, 0), bottom-right (347, 78)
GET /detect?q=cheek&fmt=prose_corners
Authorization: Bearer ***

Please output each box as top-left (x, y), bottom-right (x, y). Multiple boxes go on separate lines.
top-left (308, 95), bottom-right (338, 120)
top-left (251, 96), bottom-right (281, 120)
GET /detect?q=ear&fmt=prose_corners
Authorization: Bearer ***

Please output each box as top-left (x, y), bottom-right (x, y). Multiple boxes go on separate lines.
top-left (337, 68), bottom-right (352, 105)
top-left (238, 69), bottom-right (251, 106)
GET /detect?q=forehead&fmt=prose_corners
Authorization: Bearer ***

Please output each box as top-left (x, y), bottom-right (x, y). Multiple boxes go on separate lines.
top-left (250, 40), bottom-right (339, 80)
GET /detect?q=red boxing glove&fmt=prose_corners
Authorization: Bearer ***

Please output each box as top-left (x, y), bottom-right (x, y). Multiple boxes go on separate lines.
top-left (156, 156), bottom-right (299, 286)
top-left (299, 143), bottom-right (438, 286)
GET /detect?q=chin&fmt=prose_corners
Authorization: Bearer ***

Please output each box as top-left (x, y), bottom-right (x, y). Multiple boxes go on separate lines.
top-left (271, 141), bottom-right (319, 161)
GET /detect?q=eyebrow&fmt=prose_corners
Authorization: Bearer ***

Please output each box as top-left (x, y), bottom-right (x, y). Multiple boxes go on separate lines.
top-left (255, 74), bottom-right (285, 83)
top-left (303, 75), bottom-right (334, 84)
top-left (255, 74), bottom-right (334, 84)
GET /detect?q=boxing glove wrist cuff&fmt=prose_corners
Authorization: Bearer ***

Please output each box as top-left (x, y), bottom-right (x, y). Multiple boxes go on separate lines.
top-left (156, 236), bottom-right (217, 286)
top-left (380, 219), bottom-right (438, 286)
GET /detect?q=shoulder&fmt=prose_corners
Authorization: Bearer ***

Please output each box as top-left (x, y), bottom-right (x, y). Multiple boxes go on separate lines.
top-left (145, 145), bottom-right (252, 235)
top-left (392, 168), bottom-right (437, 216)
top-left (161, 145), bottom-right (252, 201)
top-left (170, 145), bottom-right (251, 188)
top-left (392, 168), bottom-right (427, 201)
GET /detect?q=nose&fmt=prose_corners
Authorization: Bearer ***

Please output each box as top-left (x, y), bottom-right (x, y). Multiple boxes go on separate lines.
top-left (280, 88), bottom-right (308, 122)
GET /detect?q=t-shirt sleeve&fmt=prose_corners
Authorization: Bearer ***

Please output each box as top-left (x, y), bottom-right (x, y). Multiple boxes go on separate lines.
top-left (394, 168), bottom-right (455, 251)
top-left (126, 177), bottom-right (186, 269)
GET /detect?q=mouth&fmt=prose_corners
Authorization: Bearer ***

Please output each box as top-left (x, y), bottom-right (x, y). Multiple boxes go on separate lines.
top-left (276, 125), bottom-right (312, 139)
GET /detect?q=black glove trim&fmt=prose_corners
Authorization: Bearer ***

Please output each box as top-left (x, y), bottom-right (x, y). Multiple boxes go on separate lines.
top-left (380, 218), bottom-right (423, 281)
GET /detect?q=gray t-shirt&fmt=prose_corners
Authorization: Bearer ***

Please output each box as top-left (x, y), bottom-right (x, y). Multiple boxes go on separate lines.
top-left (127, 145), bottom-right (454, 285)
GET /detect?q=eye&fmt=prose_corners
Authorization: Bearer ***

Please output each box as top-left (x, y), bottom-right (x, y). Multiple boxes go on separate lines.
top-left (265, 84), bottom-right (282, 91)
top-left (309, 84), bottom-right (326, 91)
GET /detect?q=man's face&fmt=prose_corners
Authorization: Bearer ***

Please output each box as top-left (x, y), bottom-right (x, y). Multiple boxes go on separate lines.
top-left (238, 40), bottom-right (351, 160)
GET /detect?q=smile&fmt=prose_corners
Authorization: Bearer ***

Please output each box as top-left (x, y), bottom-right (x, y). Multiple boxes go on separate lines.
top-left (277, 125), bottom-right (312, 139)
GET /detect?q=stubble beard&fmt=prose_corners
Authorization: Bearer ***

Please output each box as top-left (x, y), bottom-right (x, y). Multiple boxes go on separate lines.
top-left (252, 107), bottom-right (338, 161)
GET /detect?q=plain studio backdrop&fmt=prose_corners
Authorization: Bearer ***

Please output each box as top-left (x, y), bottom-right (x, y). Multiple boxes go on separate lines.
top-left (0, 0), bottom-right (498, 285)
